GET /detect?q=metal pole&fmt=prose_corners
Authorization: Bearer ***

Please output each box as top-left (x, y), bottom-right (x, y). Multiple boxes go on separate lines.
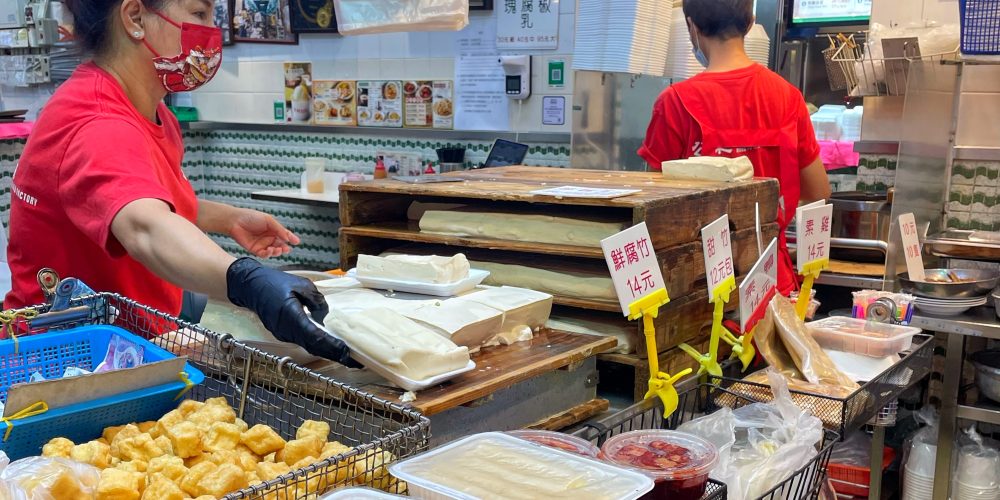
top-left (933, 332), bottom-right (964, 500)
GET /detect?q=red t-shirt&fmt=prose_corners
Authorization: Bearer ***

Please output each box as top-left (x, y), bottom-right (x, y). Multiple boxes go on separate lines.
top-left (638, 64), bottom-right (820, 182)
top-left (5, 63), bottom-right (198, 314)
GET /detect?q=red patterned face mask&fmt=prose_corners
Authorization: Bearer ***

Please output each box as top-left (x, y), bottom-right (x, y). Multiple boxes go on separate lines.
top-left (142, 10), bottom-right (222, 93)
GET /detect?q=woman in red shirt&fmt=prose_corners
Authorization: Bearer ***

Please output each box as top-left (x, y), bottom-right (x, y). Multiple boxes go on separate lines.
top-left (5, 0), bottom-right (356, 366)
top-left (639, 0), bottom-right (831, 295)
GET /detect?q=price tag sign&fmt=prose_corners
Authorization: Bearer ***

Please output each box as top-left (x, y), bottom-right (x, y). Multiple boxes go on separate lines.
top-left (601, 222), bottom-right (668, 316)
top-left (740, 238), bottom-right (779, 333)
top-left (898, 213), bottom-right (926, 282)
top-left (795, 201), bottom-right (834, 274)
top-left (701, 214), bottom-right (737, 302)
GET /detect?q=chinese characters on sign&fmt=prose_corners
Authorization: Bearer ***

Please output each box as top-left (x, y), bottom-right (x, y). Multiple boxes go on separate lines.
top-left (601, 223), bottom-right (668, 316)
top-left (497, 0), bottom-right (559, 49)
top-left (795, 201), bottom-right (834, 274)
top-left (701, 215), bottom-right (736, 302)
top-left (739, 238), bottom-right (779, 333)
top-left (898, 213), bottom-right (926, 282)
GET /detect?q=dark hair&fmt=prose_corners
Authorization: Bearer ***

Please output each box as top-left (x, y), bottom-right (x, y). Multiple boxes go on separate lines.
top-left (64, 0), bottom-right (165, 54)
top-left (682, 0), bottom-right (753, 40)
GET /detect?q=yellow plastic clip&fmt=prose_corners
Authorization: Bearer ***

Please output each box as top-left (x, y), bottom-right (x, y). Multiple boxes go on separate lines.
top-left (173, 372), bottom-right (194, 401)
top-left (2, 401), bottom-right (49, 441)
top-left (0, 309), bottom-right (39, 355)
top-left (628, 289), bottom-right (690, 418)
top-left (679, 287), bottom-right (732, 380)
top-left (796, 259), bottom-right (829, 320)
top-left (721, 327), bottom-right (757, 372)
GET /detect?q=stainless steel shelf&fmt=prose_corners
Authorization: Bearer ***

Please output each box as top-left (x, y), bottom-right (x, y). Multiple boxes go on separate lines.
top-left (910, 308), bottom-right (1000, 340)
top-left (957, 403), bottom-right (1000, 425)
top-left (180, 121), bottom-right (572, 144)
top-left (815, 273), bottom-right (885, 289)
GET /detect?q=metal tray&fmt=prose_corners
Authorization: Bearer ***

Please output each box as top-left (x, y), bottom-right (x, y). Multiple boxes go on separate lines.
top-left (715, 334), bottom-right (934, 439)
top-left (925, 230), bottom-right (1000, 261)
top-left (573, 385), bottom-right (837, 500)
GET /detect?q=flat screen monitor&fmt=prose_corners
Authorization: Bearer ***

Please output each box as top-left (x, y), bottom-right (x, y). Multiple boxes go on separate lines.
top-left (791, 0), bottom-right (872, 25)
top-left (483, 139), bottom-right (530, 168)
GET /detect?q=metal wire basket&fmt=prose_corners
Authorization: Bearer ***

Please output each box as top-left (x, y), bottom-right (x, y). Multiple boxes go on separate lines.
top-left (573, 385), bottom-right (837, 500)
top-left (715, 334), bottom-right (933, 440)
top-left (830, 34), bottom-right (958, 96)
top-left (5, 293), bottom-right (430, 499)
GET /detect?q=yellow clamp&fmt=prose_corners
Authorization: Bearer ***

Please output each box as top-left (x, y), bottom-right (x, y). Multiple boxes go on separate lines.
top-left (0, 308), bottom-right (39, 354)
top-left (645, 368), bottom-right (693, 418)
top-left (628, 289), bottom-right (692, 418)
top-left (720, 328), bottom-right (757, 372)
top-left (2, 401), bottom-right (49, 441)
top-left (796, 259), bottom-right (828, 320)
top-left (173, 372), bottom-right (195, 401)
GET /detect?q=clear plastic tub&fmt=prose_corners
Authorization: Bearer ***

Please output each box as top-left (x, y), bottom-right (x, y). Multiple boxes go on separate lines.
top-left (807, 317), bottom-right (922, 357)
top-left (600, 430), bottom-right (718, 500)
top-left (320, 488), bottom-right (402, 499)
top-left (389, 432), bottom-right (654, 500)
top-left (506, 430), bottom-right (600, 457)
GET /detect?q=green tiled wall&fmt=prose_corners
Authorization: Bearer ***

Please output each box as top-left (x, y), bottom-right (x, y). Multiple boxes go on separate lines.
top-left (856, 154), bottom-right (897, 193)
top-left (947, 161), bottom-right (1000, 231)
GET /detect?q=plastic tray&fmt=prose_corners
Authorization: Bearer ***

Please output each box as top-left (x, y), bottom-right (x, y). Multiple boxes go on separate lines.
top-left (389, 432), bottom-right (655, 500)
top-left (309, 316), bottom-right (476, 392)
top-left (0, 325), bottom-right (205, 460)
top-left (574, 385), bottom-right (835, 500)
top-left (807, 317), bottom-right (922, 357)
top-left (321, 487), bottom-right (403, 499)
top-left (828, 446), bottom-right (895, 497)
top-left (715, 334), bottom-right (934, 439)
top-left (347, 268), bottom-right (490, 297)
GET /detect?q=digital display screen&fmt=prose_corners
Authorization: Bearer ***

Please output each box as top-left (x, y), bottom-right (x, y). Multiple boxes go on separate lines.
top-left (484, 139), bottom-right (530, 168)
top-left (506, 76), bottom-right (521, 93)
top-left (792, 0), bottom-right (871, 24)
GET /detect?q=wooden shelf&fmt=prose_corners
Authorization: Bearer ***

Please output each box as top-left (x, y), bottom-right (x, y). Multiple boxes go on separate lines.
top-left (340, 222), bottom-right (606, 259)
top-left (553, 295), bottom-right (621, 313)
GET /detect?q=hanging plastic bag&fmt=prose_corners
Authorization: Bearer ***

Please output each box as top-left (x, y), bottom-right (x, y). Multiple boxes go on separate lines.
top-left (0, 456), bottom-right (100, 500)
top-left (679, 371), bottom-right (824, 500)
top-left (952, 426), bottom-right (1000, 494)
top-left (333, 0), bottom-right (469, 35)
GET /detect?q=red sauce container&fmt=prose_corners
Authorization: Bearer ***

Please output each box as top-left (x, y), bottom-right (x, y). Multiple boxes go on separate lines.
top-left (600, 430), bottom-right (718, 500)
top-left (506, 430), bottom-right (600, 458)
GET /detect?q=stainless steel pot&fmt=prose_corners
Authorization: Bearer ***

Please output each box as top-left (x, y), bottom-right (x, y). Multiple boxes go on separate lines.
top-left (972, 350), bottom-right (1000, 404)
top-left (830, 191), bottom-right (892, 262)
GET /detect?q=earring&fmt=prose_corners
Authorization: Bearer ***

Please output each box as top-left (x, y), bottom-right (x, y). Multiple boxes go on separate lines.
top-left (133, 31), bottom-right (143, 38)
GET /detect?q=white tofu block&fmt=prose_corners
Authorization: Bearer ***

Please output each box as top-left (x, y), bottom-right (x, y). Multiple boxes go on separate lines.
top-left (456, 286), bottom-right (553, 335)
top-left (401, 300), bottom-right (504, 348)
top-left (356, 254), bottom-right (470, 284)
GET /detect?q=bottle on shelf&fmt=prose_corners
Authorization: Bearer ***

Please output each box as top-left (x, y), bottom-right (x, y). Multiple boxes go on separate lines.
top-left (374, 157), bottom-right (388, 179)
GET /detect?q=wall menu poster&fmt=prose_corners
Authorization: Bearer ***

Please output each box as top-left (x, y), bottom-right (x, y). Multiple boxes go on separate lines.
top-left (290, 0), bottom-right (338, 33)
top-left (403, 81), bottom-right (434, 128)
top-left (312, 80), bottom-right (356, 126)
top-left (358, 81), bottom-right (403, 128)
top-left (432, 81), bottom-right (454, 130)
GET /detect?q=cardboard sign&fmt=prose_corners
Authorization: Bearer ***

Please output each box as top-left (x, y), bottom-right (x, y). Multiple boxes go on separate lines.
top-left (898, 213), bottom-right (926, 282)
top-left (796, 201), bottom-right (834, 274)
top-left (740, 238), bottom-right (779, 333)
top-left (701, 214), bottom-right (736, 302)
top-left (601, 222), bottom-right (668, 316)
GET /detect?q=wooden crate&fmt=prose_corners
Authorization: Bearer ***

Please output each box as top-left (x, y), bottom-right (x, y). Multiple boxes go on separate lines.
top-left (339, 166), bottom-right (780, 354)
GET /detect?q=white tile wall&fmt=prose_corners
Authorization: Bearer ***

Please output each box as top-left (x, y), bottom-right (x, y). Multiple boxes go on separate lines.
top-left (0, 84), bottom-right (54, 119)
top-left (871, 0), bottom-right (959, 27)
top-left (190, 7), bottom-right (579, 133)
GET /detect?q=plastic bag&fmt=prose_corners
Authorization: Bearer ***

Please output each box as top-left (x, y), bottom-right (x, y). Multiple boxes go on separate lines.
top-left (333, 0), bottom-right (468, 35)
top-left (678, 371), bottom-right (824, 500)
top-left (830, 431), bottom-right (873, 467)
top-left (953, 426), bottom-right (1000, 491)
top-left (0, 456), bottom-right (100, 500)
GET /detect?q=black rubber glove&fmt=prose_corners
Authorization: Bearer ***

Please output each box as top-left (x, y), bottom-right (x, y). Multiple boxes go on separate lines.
top-left (226, 258), bottom-right (361, 368)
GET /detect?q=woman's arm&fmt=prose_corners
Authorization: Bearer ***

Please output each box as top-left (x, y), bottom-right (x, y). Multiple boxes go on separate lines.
top-left (197, 199), bottom-right (298, 258)
top-left (197, 199), bottom-right (241, 235)
top-left (800, 157), bottom-right (832, 203)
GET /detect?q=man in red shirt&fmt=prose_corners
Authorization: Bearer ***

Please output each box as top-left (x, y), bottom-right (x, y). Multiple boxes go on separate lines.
top-left (639, 0), bottom-right (831, 295)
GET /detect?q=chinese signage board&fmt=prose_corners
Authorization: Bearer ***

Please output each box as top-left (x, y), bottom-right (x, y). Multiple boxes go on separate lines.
top-left (601, 222), bottom-right (667, 316)
top-left (740, 238), bottom-right (779, 333)
top-left (795, 201), bottom-right (833, 273)
top-left (497, 0), bottom-right (560, 50)
top-left (898, 213), bottom-right (925, 282)
top-left (701, 215), bottom-right (736, 302)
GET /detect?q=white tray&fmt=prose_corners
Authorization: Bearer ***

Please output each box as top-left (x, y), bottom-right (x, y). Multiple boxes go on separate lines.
top-left (389, 432), bottom-right (654, 500)
top-left (346, 268), bottom-right (490, 297)
top-left (321, 487), bottom-right (402, 499)
top-left (310, 315), bottom-right (476, 392)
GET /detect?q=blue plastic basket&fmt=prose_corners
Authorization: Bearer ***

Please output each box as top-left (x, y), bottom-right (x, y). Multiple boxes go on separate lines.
top-left (0, 325), bottom-right (205, 460)
top-left (960, 0), bottom-right (1000, 55)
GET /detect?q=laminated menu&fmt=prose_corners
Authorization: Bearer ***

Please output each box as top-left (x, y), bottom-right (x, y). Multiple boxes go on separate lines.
top-left (357, 80), bottom-right (403, 128)
top-left (403, 80), bottom-right (453, 129)
top-left (312, 80), bottom-right (356, 126)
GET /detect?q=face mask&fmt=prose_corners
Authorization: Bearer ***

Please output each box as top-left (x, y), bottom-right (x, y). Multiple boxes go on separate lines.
top-left (692, 34), bottom-right (709, 68)
top-left (142, 10), bottom-right (222, 93)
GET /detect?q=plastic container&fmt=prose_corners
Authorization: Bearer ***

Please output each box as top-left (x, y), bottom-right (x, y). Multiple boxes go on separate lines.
top-left (828, 446), bottom-right (895, 497)
top-left (389, 432), bottom-right (654, 500)
top-left (960, 0), bottom-right (1000, 55)
top-left (321, 487), bottom-right (402, 499)
top-left (600, 430), bottom-right (718, 500)
top-left (806, 317), bottom-right (922, 357)
top-left (0, 325), bottom-right (205, 460)
top-left (506, 430), bottom-right (600, 457)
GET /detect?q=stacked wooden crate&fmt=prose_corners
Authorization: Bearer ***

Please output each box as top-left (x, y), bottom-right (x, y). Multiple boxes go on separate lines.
top-left (338, 167), bottom-right (779, 398)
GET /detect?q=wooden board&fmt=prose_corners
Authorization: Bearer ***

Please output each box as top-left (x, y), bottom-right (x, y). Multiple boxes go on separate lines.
top-left (339, 166), bottom-right (779, 250)
top-left (360, 329), bottom-right (616, 415)
top-left (828, 259), bottom-right (886, 277)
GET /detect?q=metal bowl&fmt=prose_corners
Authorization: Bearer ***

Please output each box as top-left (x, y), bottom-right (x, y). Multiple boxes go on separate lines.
top-left (897, 269), bottom-right (1000, 299)
top-left (972, 350), bottom-right (1000, 404)
top-left (993, 288), bottom-right (1000, 319)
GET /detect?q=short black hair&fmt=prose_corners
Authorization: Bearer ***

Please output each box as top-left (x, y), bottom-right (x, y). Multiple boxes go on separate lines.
top-left (65, 0), bottom-right (166, 54)
top-left (682, 0), bottom-right (753, 40)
